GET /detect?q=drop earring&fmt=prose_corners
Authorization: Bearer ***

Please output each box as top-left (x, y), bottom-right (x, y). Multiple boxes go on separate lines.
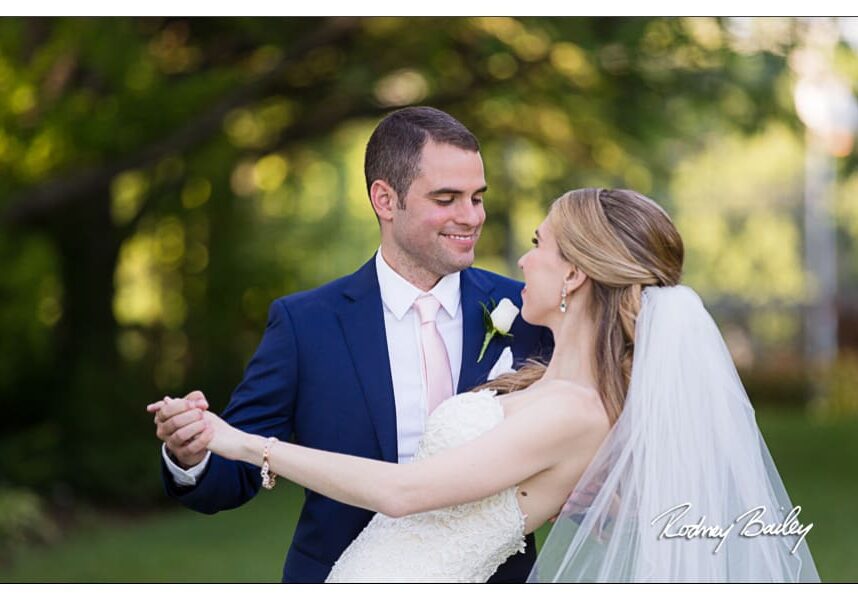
top-left (560, 283), bottom-right (568, 313)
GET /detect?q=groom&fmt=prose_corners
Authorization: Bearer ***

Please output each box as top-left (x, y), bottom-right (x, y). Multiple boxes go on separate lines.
top-left (153, 106), bottom-right (553, 582)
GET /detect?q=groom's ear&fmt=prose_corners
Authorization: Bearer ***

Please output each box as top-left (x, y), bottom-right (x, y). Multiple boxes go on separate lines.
top-left (370, 180), bottom-right (399, 223)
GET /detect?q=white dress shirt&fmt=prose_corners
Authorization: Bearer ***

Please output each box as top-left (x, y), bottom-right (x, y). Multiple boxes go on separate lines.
top-left (375, 249), bottom-right (462, 463)
top-left (164, 249), bottom-right (463, 484)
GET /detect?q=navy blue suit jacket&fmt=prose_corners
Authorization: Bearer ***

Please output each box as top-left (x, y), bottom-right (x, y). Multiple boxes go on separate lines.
top-left (162, 256), bottom-right (553, 582)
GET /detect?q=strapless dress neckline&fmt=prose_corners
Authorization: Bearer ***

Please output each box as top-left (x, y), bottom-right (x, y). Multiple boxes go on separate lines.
top-left (326, 389), bottom-right (527, 582)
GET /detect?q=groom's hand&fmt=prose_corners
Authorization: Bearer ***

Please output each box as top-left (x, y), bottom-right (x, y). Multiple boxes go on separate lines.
top-left (548, 479), bottom-right (603, 524)
top-left (148, 391), bottom-right (213, 469)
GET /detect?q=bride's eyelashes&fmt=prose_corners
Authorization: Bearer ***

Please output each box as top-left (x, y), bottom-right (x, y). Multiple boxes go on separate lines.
top-left (531, 237), bottom-right (539, 247)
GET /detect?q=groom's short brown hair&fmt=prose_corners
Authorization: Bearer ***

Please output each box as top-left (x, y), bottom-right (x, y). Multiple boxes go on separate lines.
top-left (365, 106), bottom-right (480, 208)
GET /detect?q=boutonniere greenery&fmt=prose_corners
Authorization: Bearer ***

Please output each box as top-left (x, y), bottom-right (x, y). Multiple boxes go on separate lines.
top-left (478, 298), bottom-right (520, 362)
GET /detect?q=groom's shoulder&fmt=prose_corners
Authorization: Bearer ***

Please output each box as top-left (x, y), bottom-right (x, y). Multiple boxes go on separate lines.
top-left (466, 266), bottom-right (524, 295)
top-left (270, 261), bottom-right (372, 313)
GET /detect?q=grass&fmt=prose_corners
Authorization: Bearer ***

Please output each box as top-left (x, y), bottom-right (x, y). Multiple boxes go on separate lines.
top-left (746, 408), bottom-right (858, 581)
top-left (1, 410), bottom-right (856, 582)
top-left (0, 484), bottom-right (302, 582)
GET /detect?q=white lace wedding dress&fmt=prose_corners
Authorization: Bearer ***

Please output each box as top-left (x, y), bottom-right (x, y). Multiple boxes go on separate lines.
top-left (326, 389), bottom-right (527, 582)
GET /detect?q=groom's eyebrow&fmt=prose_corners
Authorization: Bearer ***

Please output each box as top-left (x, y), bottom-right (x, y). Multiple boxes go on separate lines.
top-left (427, 185), bottom-right (488, 196)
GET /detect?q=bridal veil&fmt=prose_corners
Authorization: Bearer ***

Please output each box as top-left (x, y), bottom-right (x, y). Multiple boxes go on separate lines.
top-left (529, 285), bottom-right (820, 582)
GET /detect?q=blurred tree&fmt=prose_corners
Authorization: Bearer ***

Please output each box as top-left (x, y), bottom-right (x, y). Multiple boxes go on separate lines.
top-left (670, 124), bottom-right (806, 363)
top-left (0, 17), bottom-right (844, 502)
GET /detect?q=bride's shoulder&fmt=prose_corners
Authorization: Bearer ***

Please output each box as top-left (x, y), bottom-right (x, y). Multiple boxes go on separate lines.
top-left (525, 380), bottom-right (608, 430)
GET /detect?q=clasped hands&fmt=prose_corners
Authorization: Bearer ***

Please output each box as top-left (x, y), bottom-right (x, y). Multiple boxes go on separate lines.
top-left (147, 391), bottom-right (247, 466)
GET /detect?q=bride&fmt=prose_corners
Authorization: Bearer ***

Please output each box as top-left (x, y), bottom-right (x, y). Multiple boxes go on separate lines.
top-left (150, 188), bottom-right (819, 582)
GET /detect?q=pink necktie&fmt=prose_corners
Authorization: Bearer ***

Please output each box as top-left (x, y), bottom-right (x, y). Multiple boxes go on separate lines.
top-left (414, 294), bottom-right (453, 415)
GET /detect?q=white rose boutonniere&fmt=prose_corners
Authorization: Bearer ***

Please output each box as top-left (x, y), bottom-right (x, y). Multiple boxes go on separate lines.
top-left (477, 298), bottom-right (520, 362)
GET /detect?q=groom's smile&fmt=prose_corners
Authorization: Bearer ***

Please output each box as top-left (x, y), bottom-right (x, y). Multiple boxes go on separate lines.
top-left (440, 231), bottom-right (478, 250)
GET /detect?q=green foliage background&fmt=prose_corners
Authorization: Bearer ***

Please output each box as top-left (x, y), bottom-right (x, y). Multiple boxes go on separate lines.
top-left (1, 17), bottom-right (856, 580)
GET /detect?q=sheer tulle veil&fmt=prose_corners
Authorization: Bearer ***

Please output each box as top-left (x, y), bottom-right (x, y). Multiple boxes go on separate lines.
top-left (529, 285), bottom-right (820, 582)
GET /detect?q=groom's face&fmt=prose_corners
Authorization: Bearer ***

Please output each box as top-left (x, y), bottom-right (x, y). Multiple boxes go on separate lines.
top-left (391, 140), bottom-right (487, 277)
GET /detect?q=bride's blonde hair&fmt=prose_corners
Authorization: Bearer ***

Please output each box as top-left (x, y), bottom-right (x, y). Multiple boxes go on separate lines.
top-left (474, 188), bottom-right (684, 424)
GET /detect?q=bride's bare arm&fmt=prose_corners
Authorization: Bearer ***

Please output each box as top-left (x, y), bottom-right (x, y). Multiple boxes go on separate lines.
top-left (205, 388), bottom-right (594, 518)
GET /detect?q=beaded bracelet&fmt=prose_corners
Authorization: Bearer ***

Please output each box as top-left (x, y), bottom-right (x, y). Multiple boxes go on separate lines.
top-left (261, 436), bottom-right (278, 490)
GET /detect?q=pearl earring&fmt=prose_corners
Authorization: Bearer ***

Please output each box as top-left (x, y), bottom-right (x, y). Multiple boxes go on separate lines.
top-left (560, 283), bottom-right (568, 313)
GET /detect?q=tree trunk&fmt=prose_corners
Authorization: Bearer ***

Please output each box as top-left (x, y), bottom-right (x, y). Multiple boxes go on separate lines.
top-left (48, 184), bottom-right (125, 493)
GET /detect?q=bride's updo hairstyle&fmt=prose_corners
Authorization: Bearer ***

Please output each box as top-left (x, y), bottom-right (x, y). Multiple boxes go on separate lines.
top-left (477, 188), bottom-right (684, 424)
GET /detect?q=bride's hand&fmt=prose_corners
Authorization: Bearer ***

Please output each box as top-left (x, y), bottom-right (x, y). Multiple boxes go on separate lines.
top-left (203, 411), bottom-right (248, 462)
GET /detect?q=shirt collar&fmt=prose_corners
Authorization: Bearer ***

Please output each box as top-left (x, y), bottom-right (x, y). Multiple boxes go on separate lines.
top-left (375, 249), bottom-right (461, 321)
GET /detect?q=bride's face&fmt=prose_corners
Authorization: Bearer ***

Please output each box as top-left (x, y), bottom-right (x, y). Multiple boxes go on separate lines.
top-left (517, 218), bottom-right (570, 327)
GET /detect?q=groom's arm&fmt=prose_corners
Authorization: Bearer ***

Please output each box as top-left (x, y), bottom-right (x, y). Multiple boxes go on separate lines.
top-left (162, 439), bottom-right (211, 486)
top-left (161, 299), bottom-right (299, 513)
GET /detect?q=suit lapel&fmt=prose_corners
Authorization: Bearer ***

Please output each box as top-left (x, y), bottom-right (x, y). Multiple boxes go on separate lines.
top-left (336, 258), bottom-right (398, 464)
top-left (458, 269), bottom-right (503, 393)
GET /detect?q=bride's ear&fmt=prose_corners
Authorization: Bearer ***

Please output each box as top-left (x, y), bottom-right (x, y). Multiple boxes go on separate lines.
top-left (564, 266), bottom-right (588, 295)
